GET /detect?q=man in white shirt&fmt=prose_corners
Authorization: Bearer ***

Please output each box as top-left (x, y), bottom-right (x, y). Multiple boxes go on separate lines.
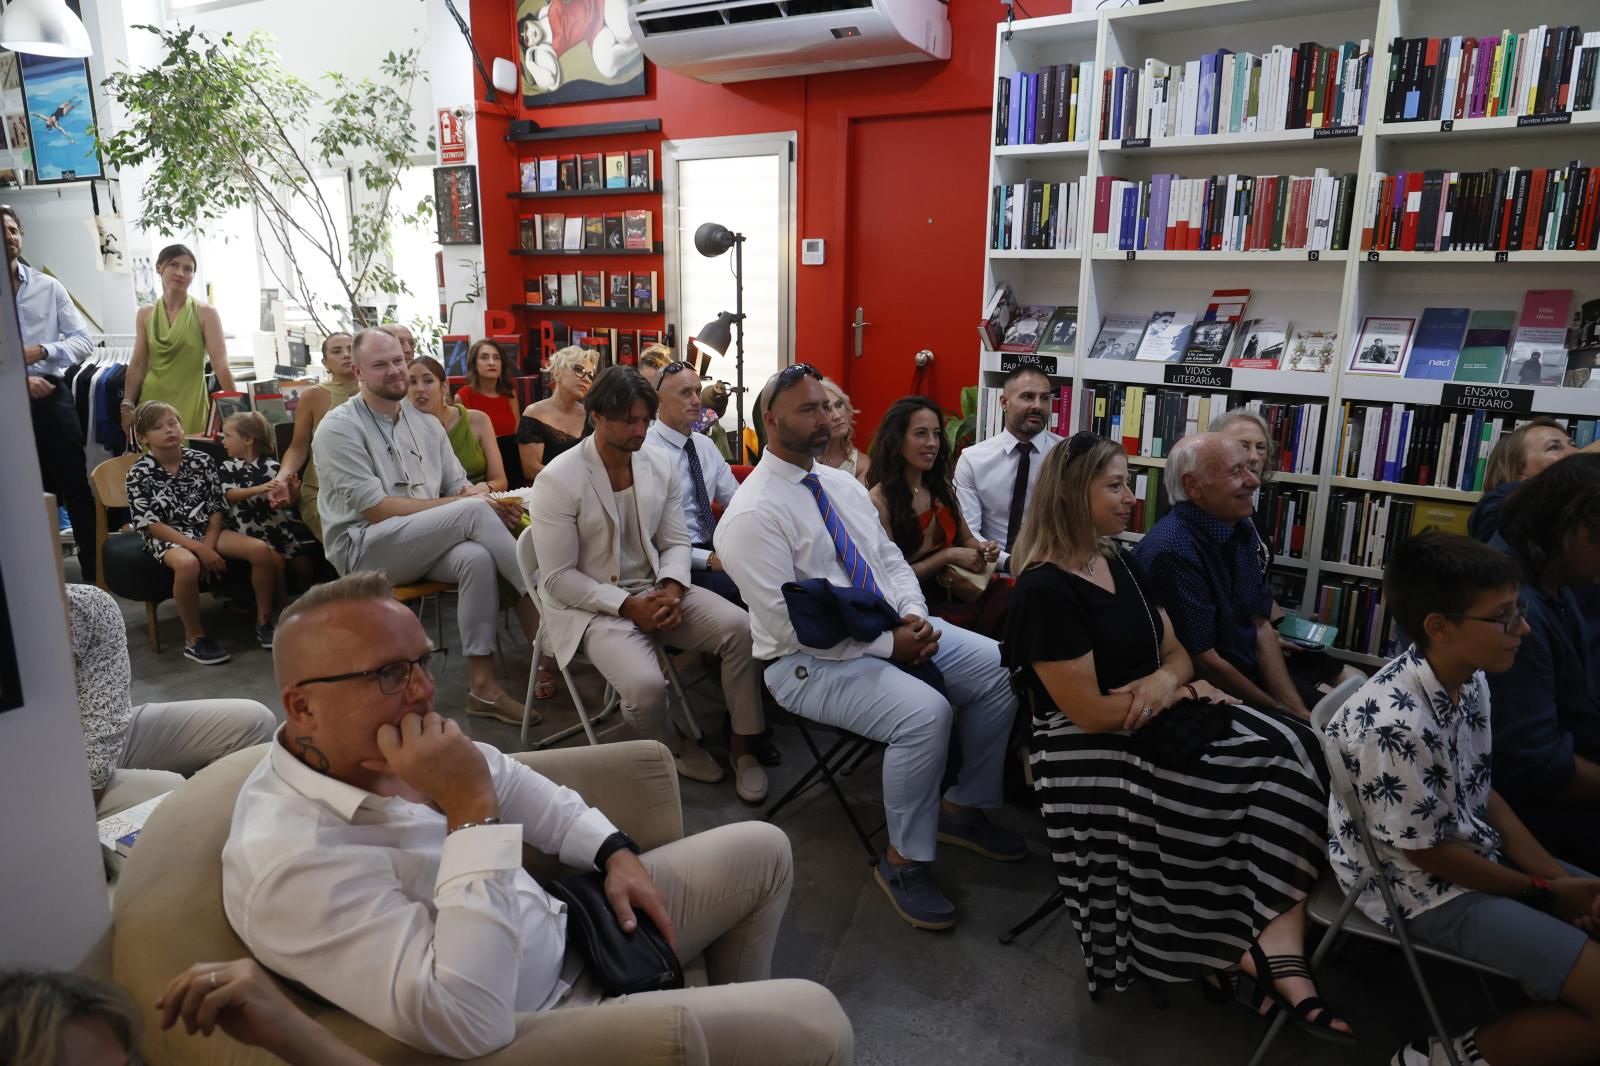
top-left (716, 366), bottom-right (1024, 932)
top-left (222, 571), bottom-right (851, 1064)
top-left (313, 328), bottom-right (535, 725)
top-left (7, 206), bottom-right (97, 580)
top-left (643, 359), bottom-right (743, 607)
top-left (530, 366), bottom-right (769, 801)
top-left (953, 366), bottom-right (1061, 570)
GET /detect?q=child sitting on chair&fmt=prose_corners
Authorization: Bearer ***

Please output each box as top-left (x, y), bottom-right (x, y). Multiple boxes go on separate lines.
top-left (1325, 531), bottom-right (1600, 1066)
top-left (126, 401), bottom-right (288, 665)
top-left (220, 411), bottom-right (311, 587)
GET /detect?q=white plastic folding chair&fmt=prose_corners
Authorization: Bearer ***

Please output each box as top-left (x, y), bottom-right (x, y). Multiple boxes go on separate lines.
top-left (1245, 674), bottom-right (1513, 1066)
top-left (515, 524), bottom-right (703, 750)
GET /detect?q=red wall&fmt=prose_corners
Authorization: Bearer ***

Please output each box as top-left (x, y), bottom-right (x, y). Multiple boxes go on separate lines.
top-left (470, 0), bottom-right (1071, 409)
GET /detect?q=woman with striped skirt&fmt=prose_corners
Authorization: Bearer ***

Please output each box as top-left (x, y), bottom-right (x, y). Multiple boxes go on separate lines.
top-left (1001, 432), bottom-right (1352, 1043)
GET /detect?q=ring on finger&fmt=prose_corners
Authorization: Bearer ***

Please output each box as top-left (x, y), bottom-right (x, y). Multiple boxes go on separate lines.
top-left (209, 970), bottom-right (219, 989)
top-left (1141, 707), bottom-right (1152, 717)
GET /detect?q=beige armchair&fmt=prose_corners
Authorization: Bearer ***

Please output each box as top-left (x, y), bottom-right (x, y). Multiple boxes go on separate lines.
top-left (113, 740), bottom-right (711, 1065)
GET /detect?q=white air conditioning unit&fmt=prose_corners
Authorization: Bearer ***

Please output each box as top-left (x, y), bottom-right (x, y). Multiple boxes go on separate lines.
top-left (627, 0), bottom-right (951, 84)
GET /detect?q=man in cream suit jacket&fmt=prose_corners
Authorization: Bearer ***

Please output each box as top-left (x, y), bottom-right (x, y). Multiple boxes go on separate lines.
top-left (528, 366), bottom-right (768, 801)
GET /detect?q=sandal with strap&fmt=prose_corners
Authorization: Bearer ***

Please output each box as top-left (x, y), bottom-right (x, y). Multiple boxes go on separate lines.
top-left (1201, 969), bottom-right (1279, 1020)
top-left (533, 662), bottom-right (558, 700)
top-left (1246, 944), bottom-right (1357, 1046)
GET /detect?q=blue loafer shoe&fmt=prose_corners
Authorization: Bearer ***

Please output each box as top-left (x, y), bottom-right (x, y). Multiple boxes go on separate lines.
top-left (937, 808), bottom-right (1027, 862)
top-left (873, 857), bottom-right (957, 931)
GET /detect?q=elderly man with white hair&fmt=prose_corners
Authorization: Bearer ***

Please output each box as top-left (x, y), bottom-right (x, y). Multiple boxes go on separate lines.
top-left (1132, 432), bottom-right (1313, 718)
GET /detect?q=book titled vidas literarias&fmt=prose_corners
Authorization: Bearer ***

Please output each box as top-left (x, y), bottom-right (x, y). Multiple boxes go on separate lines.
top-left (1404, 307), bottom-right (1471, 380)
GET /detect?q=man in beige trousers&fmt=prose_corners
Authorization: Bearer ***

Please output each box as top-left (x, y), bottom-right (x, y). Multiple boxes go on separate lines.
top-left (528, 365), bottom-right (769, 802)
top-left (222, 572), bottom-right (851, 1063)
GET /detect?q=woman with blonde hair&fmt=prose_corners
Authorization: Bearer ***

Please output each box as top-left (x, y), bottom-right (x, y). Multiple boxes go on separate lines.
top-left (638, 342), bottom-right (675, 387)
top-left (1468, 416), bottom-right (1593, 541)
top-left (1209, 407), bottom-right (1276, 481)
top-left (518, 345), bottom-right (594, 483)
top-left (454, 338), bottom-right (520, 435)
top-left (818, 377), bottom-right (869, 486)
top-left (1003, 431), bottom-right (1347, 1043)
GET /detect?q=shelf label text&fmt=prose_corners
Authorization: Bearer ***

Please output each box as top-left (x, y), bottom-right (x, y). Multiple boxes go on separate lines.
top-left (1164, 365), bottom-right (1233, 389)
top-left (1517, 112), bottom-right (1572, 128)
top-left (1441, 383), bottom-right (1534, 414)
top-left (1313, 125), bottom-right (1360, 140)
top-left (1121, 137), bottom-right (1150, 149)
top-left (1000, 353), bottom-right (1060, 376)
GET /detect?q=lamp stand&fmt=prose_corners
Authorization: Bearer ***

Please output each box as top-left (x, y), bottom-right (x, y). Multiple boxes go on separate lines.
top-left (731, 235), bottom-right (746, 464)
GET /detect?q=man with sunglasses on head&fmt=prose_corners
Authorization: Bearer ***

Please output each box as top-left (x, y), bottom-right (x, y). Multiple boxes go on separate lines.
top-left (716, 365), bottom-right (1024, 931)
top-left (530, 365), bottom-right (770, 801)
top-left (222, 571), bottom-right (852, 1063)
top-left (313, 327), bottom-right (536, 726)
top-left (1133, 432), bottom-right (1314, 719)
top-left (953, 364), bottom-right (1061, 573)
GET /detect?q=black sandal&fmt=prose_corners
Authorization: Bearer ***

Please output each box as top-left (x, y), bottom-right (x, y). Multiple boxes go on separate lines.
top-left (1246, 944), bottom-right (1356, 1046)
top-left (1202, 969), bottom-right (1279, 1019)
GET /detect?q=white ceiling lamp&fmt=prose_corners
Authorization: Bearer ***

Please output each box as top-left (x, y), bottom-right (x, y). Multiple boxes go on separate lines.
top-left (1, 0), bottom-right (93, 58)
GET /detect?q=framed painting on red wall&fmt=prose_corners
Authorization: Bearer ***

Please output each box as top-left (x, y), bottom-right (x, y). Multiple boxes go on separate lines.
top-left (517, 0), bottom-right (646, 107)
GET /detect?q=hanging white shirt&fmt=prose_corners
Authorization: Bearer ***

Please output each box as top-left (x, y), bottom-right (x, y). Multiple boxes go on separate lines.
top-left (952, 426), bottom-right (1063, 565)
top-left (643, 420), bottom-right (739, 568)
top-left (222, 731), bottom-right (617, 1059)
top-left (715, 449), bottom-right (926, 662)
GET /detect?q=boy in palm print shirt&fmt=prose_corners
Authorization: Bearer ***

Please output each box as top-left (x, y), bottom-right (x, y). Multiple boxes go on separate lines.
top-left (1327, 532), bottom-right (1600, 1066)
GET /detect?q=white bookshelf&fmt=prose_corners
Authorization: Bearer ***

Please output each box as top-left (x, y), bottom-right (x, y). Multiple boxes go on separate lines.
top-left (983, 0), bottom-right (1600, 659)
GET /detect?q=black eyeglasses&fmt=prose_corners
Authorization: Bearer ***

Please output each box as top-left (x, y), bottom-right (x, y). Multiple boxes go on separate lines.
top-left (1064, 431), bottom-right (1102, 462)
top-left (766, 362), bottom-right (823, 405)
top-left (1448, 609), bottom-right (1527, 635)
top-left (655, 361), bottom-right (691, 389)
top-left (294, 650), bottom-right (446, 695)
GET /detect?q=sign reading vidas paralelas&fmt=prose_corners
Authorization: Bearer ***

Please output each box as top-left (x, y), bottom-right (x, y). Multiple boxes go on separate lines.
top-left (1163, 364), bottom-right (1233, 389)
top-left (1441, 383), bottom-right (1534, 413)
top-left (998, 352), bottom-right (1060, 375)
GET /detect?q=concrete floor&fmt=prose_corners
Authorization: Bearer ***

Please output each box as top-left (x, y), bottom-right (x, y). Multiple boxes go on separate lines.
top-left (108, 573), bottom-right (1515, 1066)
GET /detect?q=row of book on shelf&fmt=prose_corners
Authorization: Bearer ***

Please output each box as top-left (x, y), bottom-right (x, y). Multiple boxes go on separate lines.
top-left (518, 210), bottom-right (654, 253)
top-left (975, 382), bottom-right (1073, 443)
top-left (994, 62), bottom-right (1094, 146)
top-left (1094, 170), bottom-right (1358, 253)
top-left (978, 290), bottom-right (1077, 354)
top-left (522, 271), bottom-right (660, 312)
top-left (1361, 162), bottom-right (1600, 253)
top-left (1323, 490), bottom-right (1474, 571)
top-left (1101, 39), bottom-right (1373, 143)
top-left (1383, 26), bottom-right (1600, 123)
top-left (518, 149), bottom-right (655, 194)
top-left (991, 177), bottom-right (1088, 251)
top-left (1351, 290), bottom-right (1600, 386)
top-left (1084, 385), bottom-right (1324, 476)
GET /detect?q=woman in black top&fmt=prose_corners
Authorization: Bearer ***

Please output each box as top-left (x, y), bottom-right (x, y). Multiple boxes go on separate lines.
top-left (1003, 432), bottom-right (1347, 1043)
top-left (517, 345), bottom-right (594, 482)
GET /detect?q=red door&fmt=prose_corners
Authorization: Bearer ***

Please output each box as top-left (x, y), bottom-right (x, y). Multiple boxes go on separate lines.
top-left (843, 109), bottom-right (991, 442)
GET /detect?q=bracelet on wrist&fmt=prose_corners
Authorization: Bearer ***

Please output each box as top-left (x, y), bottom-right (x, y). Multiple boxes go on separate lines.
top-left (447, 816), bottom-right (502, 835)
top-left (1183, 684), bottom-right (1198, 700)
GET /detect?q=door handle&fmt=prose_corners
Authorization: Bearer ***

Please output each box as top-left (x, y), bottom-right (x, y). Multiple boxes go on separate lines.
top-left (914, 349), bottom-right (935, 367)
top-left (852, 306), bottom-right (871, 358)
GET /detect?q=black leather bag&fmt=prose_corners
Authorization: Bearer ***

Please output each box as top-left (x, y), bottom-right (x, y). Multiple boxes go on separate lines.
top-left (548, 872), bottom-right (684, 997)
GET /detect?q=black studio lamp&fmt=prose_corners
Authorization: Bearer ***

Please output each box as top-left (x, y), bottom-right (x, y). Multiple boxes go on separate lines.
top-left (693, 222), bottom-right (748, 462)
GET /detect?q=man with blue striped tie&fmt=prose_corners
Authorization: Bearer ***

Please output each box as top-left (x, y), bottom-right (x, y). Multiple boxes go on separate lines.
top-left (717, 366), bottom-right (1024, 931)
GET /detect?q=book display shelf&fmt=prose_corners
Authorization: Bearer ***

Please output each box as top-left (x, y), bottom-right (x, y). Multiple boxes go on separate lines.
top-left (981, 0), bottom-right (1600, 667)
top-left (506, 120), bottom-right (668, 369)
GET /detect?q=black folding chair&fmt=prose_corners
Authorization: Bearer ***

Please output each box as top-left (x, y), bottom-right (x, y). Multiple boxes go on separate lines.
top-left (762, 710), bottom-right (884, 866)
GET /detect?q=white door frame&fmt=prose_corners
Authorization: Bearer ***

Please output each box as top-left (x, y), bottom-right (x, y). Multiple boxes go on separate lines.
top-left (661, 132), bottom-right (798, 368)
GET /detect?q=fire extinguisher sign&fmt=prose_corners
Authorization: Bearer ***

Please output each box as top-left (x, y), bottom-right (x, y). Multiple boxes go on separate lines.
top-left (437, 108), bottom-right (467, 165)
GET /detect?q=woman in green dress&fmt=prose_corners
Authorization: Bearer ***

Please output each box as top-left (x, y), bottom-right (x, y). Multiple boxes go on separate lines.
top-left (406, 355), bottom-right (508, 490)
top-left (121, 244), bottom-right (235, 435)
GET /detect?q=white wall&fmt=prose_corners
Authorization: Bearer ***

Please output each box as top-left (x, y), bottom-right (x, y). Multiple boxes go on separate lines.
top-left (423, 0), bottom-right (485, 346)
top-left (0, 262), bottom-right (112, 973)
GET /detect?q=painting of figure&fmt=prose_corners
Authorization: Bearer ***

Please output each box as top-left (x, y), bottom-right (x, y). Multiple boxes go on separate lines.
top-left (519, 0), bottom-right (646, 107)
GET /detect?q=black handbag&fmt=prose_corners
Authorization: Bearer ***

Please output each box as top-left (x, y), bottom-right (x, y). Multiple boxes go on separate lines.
top-left (548, 871), bottom-right (685, 997)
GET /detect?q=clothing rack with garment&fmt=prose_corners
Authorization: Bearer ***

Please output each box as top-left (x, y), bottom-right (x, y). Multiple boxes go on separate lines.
top-left (68, 340), bottom-right (135, 471)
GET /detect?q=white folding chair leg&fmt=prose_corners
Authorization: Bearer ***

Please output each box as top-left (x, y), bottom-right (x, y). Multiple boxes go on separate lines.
top-left (659, 650), bottom-right (702, 741)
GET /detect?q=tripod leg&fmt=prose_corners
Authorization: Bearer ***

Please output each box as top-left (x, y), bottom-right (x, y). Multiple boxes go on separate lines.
top-left (999, 887), bottom-right (1067, 945)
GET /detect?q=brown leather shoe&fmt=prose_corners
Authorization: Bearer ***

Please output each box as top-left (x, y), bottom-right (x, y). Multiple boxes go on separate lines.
top-left (466, 691), bottom-right (536, 727)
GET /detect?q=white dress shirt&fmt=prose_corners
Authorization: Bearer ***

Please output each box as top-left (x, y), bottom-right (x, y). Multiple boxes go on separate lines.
top-left (644, 420), bottom-right (739, 569)
top-left (16, 263), bottom-right (91, 378)
top-left (222, 731), bottom-right (618, 1058)
top-left (952, 427), bottom-right (1062, 565)
top-left (715, 450), bottom-right (926, 661)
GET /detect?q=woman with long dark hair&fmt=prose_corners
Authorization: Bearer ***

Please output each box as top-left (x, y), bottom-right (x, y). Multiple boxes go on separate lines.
top-left (867, 396), bottom-right (1001, 632)
top-left (455, 338), bottom-right (520, 435)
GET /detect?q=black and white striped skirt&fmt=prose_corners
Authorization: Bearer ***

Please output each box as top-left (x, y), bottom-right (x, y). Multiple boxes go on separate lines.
top-left (1030, 705), bottom-right (1330, 994)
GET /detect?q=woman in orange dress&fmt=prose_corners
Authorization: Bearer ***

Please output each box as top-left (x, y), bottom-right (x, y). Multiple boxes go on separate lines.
top-left (867, 396), bottom-right (1004, 635)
